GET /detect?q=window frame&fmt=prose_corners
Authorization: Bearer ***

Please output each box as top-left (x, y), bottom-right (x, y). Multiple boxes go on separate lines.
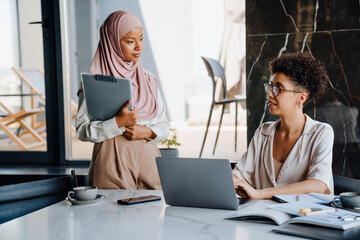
top-left (0, 0), bottom-right (89, 166)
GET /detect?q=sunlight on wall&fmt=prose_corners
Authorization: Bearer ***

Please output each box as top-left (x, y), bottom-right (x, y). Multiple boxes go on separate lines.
top-left (0, 0), bottom-right (20, 110)
top-left (139, 0), bottom-right (224, 122)
top-left (0, 0), bottom-right (17, 68)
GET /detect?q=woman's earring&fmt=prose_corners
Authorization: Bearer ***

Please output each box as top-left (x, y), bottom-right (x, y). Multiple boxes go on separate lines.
top-left (298, 103), bottom-right (301, 109)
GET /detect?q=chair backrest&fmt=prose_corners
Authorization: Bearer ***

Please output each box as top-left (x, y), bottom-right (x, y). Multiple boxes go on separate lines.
top-left (0, 109), bottom-right (8, 117)
top-left (0, 176), bottom-right (74, 224)
top-left (21, 69), bottom-right (45, 94)
top-left (201, 56), bottom-right (227, 101)
top-left (11, 67), bottom-right (46, 107)
top-left (333, 175), bottom-right (360, 195)
top-left (12, 67), bottom-right (45, 93)
top-left (12, 66), bottom-right (78, 121)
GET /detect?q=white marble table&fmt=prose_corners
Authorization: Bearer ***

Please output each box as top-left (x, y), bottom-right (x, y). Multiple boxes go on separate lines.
top-left (0, 190), bottom-right (302, 240)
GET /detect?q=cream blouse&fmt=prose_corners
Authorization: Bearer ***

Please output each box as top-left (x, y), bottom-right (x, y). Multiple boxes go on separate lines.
top-left (75, 88), bottom-right (170, 143)
top-left (233, 114), bottom-right (334, 194)
top-left (273, 159), bottom-right (283, 180)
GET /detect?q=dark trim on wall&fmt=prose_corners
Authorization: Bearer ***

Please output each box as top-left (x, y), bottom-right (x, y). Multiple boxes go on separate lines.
top-left (42, 0), bottom-right (66, 166)
top-left (15, 0), bottom-right (22, 67)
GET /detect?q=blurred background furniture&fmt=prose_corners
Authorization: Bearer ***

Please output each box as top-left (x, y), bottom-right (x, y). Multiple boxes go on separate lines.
top-left (333, 175), bottom-right (360, 195)
top-left (0, 176), bottom-right (75, 224)
top-left (11, 67), bottom-right (47, 132)
top-left (0, 101), bottom-right (45, 150)
top-left (199, 56), bottom-right (246, 158)
top-left (11, 67), bottom-right (78, 134)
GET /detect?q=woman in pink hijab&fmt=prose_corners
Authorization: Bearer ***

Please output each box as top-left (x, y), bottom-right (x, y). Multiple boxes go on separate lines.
top-left (76, 11), bottom-right (170, 190)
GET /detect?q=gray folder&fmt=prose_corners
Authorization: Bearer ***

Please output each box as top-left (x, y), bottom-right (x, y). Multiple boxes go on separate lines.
top-left (81, 73), bottom-right (133, 121)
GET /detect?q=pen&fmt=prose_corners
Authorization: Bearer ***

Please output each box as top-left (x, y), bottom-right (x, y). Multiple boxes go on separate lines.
top-left (300, 208), bottom-right (322, 214)
top-left (304, 208), bottom-right (336, 216)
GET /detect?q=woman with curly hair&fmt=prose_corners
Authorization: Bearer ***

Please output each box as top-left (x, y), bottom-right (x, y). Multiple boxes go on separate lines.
top-left (233, 52), bottom-right (334, 199)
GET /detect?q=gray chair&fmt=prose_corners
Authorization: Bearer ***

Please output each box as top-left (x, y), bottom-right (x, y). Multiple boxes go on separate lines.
top-left (199, 56), bottom-right (246, 157)
top-left (0, 176), bottom-right (75, 224)
top-left (333, 175), bottom-right (360, 195)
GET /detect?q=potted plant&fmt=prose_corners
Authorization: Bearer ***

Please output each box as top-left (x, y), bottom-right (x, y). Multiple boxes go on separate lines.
top-left (158, 128), bottom-right (181, 158)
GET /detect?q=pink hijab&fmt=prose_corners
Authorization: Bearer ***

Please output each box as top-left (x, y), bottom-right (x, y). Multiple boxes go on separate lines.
top-left (81, 10), bottom-right (158, 121)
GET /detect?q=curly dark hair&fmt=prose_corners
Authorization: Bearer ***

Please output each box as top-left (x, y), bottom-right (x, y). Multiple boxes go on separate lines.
top-left (269, 52), bottom-right (329, 103)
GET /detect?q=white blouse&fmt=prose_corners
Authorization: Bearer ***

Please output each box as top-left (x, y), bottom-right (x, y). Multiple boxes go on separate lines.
top-left (76, 88), bottom-right (170, 143)
top-left (233, 114), bottom-right (334, 194)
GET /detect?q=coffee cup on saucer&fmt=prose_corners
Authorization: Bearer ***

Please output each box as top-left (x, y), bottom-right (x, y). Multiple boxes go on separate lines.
top-left (333, 192), bottom-right (360, 209)
top-left (67, 186), bottom-right (98, 201)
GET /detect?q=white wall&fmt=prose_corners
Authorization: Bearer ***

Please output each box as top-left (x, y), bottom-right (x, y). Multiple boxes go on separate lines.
top-left (139, 0), bottom-right (191, 121)
top-left (63, 0), bottom-right (224, 122)
top-left (0, 0), bottom-right (44, 110)
top-left (139, 0), bottom-right (224, 121)
top-left (18, 0), bottom-right (43, 68)
top-left (193, 0), bottom-right (224, 73)
top-left (0, 0), bottom-right (20, 109)
top-left (0, 0), bottom-right (18, 68)
top-left (0, 0), bottom-right (43, 112)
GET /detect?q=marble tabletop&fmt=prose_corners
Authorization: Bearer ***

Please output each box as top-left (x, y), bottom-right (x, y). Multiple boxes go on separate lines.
top-left (0, 190), bottom-right (302, 240)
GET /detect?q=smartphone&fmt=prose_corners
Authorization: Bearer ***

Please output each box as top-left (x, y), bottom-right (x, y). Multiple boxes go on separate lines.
top-left (117, 195), bottom-right (161, 205)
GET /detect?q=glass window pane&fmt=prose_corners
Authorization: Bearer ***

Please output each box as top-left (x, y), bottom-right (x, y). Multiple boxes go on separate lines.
top-left (0, 0), bottom-right (47, 152)
top-left (61, 0), bottom-right (247, 161)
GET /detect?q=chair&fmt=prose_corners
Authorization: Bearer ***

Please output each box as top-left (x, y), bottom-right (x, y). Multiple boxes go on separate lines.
top-left (11, 67), bottom-right (78, 133)
top-left (0, 176), bottom-right (75, 224)
top-left (0, 102), bottom-right (46, 150)
top-left (333, 175), bottom-right (360, 195)
top-left (11, 67), bottom-right (46, 132)
top-left (199, 56), bottom-right (246, 157)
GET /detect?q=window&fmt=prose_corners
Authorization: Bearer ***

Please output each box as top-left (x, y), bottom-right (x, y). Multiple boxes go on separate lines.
top-left (60, 0), bottom-right (246, 162)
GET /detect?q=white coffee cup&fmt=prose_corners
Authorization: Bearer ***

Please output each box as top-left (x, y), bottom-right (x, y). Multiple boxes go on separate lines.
top-left (67, 186), bottom-right (98, 201)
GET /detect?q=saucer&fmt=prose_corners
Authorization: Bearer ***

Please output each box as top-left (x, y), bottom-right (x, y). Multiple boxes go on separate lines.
top-left (66, 194), bottom-right (105, 205)
top-left (330, 202), bottom-right (360, 213)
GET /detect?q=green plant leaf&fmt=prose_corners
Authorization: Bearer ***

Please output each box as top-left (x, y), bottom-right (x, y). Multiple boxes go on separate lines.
top-left (158, 127), bottom-right (181, 148)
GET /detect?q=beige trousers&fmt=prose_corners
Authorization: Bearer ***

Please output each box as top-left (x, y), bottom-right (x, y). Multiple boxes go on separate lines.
top-left (88, 135), bottom-right (161, 190)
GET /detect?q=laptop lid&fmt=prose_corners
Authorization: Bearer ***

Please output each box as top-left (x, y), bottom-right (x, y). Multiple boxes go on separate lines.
top-left (156, 157), bottom-right (238, 210)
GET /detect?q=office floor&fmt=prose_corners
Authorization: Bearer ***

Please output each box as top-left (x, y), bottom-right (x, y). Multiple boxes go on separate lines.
top-left (71, 124), bottom-right (247, 162)
top-left (0, 109), bottom-right (248, 163)
top-left (0, 127), bottom-right (247, 164)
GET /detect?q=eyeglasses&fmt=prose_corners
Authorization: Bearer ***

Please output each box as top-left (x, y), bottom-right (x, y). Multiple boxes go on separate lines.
top-left (264, 83), bottom-right (301, 97)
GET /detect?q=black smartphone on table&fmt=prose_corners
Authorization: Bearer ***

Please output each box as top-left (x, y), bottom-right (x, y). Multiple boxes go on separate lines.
top-left (117, 195), bottom-right (161, 205)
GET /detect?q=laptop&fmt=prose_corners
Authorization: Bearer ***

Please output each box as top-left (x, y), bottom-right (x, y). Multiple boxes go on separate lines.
top-left (156, 157), bottom-right (238, 210)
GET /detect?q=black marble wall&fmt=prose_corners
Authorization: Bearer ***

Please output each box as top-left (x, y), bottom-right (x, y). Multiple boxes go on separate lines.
top-left (246, 0), bottom-right (360, 179)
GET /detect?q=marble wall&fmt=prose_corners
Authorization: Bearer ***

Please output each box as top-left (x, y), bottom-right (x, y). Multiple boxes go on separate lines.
top-left (246, 0), bottom-right (360, 178)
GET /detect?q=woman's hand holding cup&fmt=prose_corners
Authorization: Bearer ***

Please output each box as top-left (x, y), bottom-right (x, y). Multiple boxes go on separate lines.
top-left (116, 100), bottom-right (137, 128)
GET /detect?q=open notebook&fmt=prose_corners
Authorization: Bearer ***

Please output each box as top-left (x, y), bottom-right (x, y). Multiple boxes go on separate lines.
top-left (226, 200), bottom-right (292, 225)
top-left (227, 194), bottom-right (360, 231)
